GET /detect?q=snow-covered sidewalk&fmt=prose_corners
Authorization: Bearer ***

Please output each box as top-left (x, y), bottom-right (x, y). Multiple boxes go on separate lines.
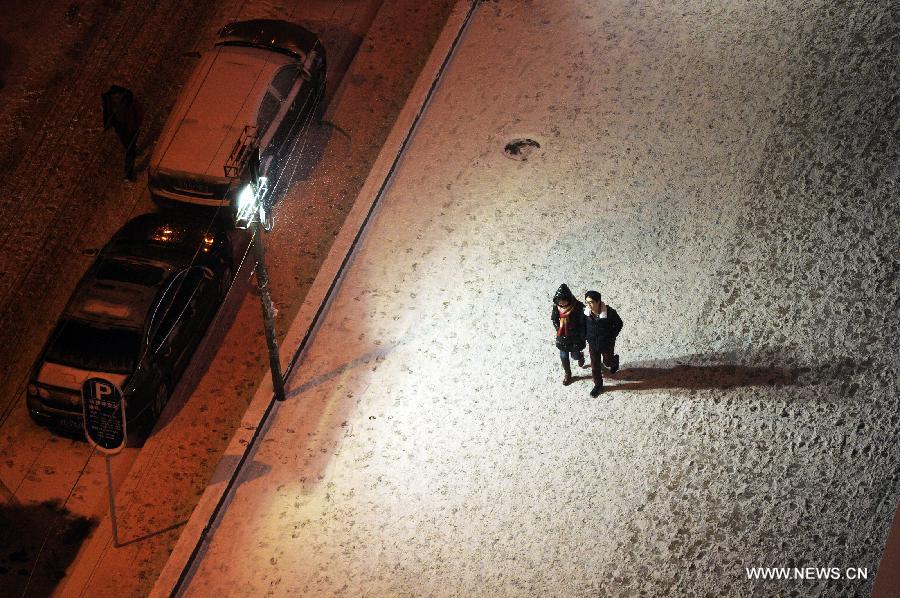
top-left (162, 0), bottom-right (898, 595)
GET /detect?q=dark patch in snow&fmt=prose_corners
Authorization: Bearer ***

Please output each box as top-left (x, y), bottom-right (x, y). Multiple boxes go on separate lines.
top-left (503, 137), bottom-right (540, 161)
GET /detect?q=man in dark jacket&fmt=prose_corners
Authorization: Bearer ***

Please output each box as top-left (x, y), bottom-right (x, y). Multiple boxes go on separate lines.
top-left (583, 290), bottom-right (623, 397)
top-left (102, 85), bottom-right (143, 181)
top-left (551, 284), bottom-right (586, 386)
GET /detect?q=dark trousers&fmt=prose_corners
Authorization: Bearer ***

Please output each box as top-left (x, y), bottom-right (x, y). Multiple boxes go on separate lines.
top-left (558, 349), bottom-right (584, 364)
top-left (588, 341), bottom-right (615, 385)
top-left (116, 128), bottom-right (139, 180)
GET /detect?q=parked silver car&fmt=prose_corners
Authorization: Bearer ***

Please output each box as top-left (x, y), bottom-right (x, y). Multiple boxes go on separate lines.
top-left (149, 19), bottom-right (326, 212)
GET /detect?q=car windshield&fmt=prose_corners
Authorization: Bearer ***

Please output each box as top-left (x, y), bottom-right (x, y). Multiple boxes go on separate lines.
top-left (44, 319), bottom-right (141, 374)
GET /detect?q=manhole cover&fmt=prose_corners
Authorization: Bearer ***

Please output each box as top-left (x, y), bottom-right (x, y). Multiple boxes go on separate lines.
top-left (503, 138), bottom-right (541, 161)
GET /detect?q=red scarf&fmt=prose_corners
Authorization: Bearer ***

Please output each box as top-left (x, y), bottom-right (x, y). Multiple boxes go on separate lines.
top-left (557, 304), bottom-right (573, 337)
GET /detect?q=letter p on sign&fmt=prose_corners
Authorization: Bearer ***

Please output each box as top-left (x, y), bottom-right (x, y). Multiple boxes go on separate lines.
top-left (94, 381), bottom-right (113, 400)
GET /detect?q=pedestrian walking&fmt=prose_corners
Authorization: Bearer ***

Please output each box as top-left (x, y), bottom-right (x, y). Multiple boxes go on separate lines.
top-left (551, 284), bottom-right (586, 386)
top-left (102, 85), bottom-right (143, 181)
top-left (583, 290), bottom-right (623, 397)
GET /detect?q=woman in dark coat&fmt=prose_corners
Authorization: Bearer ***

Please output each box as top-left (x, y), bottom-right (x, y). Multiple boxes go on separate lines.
top-left (550, 284), bottom-right (586, 386)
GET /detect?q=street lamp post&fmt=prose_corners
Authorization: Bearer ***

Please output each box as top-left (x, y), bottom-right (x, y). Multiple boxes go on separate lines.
top-left (227, 130), bottom-right (286, 401)
top-left (248, 214), bottom-right (286, 402)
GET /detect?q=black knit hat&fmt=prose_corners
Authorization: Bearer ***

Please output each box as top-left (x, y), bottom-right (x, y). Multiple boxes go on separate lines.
top-left (553, 284), bottom-right (576, 305)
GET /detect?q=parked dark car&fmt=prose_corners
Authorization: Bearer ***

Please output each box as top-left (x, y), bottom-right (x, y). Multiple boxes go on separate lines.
top-left (148, 19), bottom-right (326, 214)
top-left (27, 213), bottom-right (234, 435)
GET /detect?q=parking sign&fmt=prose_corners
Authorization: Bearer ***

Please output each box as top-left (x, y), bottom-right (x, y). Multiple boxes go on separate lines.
top-left (82, 378), bottom-right (127, 453)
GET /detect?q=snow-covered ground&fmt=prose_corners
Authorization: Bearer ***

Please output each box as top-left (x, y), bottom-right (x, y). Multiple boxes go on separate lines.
top-left (169, 0), bottom-right (899, 596)
top-left (1, 0), bottom-right (896, 595)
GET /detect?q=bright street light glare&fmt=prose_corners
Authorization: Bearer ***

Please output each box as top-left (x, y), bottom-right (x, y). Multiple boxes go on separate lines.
top-left (237, 184), bottom-right (256, 222)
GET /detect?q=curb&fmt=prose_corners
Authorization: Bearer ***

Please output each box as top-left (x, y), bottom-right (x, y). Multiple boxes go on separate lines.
top-left (151, 1), bottom-right (479, 595)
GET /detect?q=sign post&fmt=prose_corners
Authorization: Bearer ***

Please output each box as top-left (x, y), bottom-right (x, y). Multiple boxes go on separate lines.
top-left (82, 377), bottom-right (127, 547)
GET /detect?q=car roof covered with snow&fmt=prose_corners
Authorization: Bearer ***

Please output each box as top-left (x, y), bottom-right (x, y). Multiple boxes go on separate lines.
top-left (65, 257), bottom-right (171, 329)
top-left (150, 44), bottom-right (293, 180)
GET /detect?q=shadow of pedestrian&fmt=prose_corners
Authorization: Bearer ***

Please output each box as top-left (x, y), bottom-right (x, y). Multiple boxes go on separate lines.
top-left (608, 363), bottom-right (795, 392)
top-left (602, 351), bottom-right (869, 393)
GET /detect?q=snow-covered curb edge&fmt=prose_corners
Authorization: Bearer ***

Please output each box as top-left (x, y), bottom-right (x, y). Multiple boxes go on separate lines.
top-left (146, 1), bottom-right (479, 596)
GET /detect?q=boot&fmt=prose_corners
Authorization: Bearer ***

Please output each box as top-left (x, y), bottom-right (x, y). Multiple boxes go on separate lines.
top-left (561, 358), bottom-right (573, 386)
top-left (577, 352), bottom-right (586, 368)
top-left (590, 379), bottom-right (603, 397)
top-left (610, 354), bottom-right (620, 374)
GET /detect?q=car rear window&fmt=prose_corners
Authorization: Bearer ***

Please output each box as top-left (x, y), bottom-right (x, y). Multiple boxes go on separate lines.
top-left (45, 320), bottom-right (141, 374)
top-left (96, 259), bottom-right (166, 287)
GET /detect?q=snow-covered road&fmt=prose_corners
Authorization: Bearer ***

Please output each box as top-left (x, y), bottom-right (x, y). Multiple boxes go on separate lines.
top-left (1, 1), bottom-right (228, 592)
